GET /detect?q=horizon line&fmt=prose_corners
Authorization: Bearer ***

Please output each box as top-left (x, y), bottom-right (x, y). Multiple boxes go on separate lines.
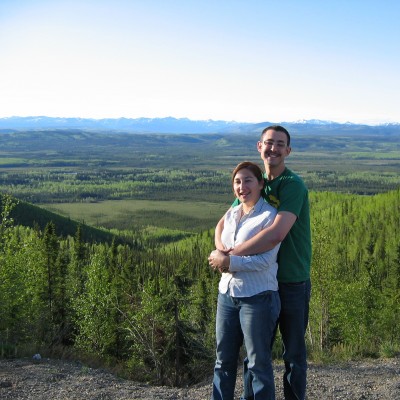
top-left (0, 115), bottom-right (399, 127)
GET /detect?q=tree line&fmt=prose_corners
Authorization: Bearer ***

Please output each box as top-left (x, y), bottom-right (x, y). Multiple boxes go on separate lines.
top-left (1, 189), bottom-right (399, 386)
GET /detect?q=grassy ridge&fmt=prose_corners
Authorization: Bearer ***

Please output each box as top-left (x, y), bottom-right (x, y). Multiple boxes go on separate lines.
top-left (0, 195), bottom-right (120, 244)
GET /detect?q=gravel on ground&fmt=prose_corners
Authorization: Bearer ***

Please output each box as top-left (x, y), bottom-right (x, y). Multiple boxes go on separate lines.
top-left (0, 357), bottom-right (399, 399)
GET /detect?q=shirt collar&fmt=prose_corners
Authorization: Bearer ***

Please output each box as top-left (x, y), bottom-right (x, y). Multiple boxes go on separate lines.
top-left (233, 196), bottom-right (264, 220)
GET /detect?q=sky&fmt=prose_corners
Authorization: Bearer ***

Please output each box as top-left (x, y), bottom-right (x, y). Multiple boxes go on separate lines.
top-left (0, 0), bottom-right (399, 125)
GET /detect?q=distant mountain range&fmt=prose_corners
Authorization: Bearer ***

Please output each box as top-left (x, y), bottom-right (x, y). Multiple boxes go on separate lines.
top-left (0, 116), bottom-right (399, 134)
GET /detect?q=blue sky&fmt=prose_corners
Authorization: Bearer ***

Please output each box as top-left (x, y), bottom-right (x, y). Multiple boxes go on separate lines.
top-left (0, 0), bottom-right (399, 124)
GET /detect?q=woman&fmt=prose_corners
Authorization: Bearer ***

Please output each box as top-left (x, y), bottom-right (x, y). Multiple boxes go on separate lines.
top-left (208, 161), bottom-right (280, 400)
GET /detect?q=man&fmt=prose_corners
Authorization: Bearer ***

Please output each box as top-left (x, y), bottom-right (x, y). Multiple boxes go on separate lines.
top-left (213, 125), bottom-right (311, 400)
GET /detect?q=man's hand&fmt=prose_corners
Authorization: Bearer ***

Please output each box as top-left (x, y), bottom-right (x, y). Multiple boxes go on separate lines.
top-left (208, 249), bottom-right (231, 273)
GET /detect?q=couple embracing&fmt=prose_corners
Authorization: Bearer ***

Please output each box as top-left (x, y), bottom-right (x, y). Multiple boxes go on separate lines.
top-left (208, 125), bottom-right (311, 400)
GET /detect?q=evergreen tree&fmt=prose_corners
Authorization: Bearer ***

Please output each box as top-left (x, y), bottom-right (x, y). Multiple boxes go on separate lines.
top-left (74, 246), bottom-right (116, 357)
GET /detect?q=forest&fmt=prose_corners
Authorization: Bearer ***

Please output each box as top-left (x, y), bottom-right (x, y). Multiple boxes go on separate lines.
top-left (0, 128), bottom-right (399, 387)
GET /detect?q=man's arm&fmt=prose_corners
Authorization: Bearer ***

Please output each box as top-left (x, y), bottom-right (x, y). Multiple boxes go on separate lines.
top-left (231, 211), bottom-right (297, 256)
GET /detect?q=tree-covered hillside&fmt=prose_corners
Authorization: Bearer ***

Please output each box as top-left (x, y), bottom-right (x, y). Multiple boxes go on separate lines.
top-left (1, 189), bottom-right (399, 386)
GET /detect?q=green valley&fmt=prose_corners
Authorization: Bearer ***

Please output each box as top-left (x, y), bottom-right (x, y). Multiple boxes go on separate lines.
top-left (0, 126), bottom-right (399, 387)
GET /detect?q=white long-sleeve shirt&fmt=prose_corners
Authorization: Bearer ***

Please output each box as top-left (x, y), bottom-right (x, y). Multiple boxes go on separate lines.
top-left (219, 196), bottom-right (280, 297)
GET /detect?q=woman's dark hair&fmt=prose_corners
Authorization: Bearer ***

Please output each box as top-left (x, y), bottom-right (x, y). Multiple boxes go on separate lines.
top-left (231, 161), bottom-right (264, 186)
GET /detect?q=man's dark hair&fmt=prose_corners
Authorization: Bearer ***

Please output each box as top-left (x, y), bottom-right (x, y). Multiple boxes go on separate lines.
top-left (261, 125), bottom-right (291, 146)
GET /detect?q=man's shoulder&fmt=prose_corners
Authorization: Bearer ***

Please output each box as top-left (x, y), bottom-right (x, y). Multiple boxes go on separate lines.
top-left (280, 168), bottom-right (307, 189)
top-left (282, 167), bottom-right (302, 180)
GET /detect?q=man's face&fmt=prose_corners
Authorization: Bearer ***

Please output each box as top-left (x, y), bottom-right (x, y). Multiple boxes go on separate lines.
top-left (257, 129), bottom-right (291, 168)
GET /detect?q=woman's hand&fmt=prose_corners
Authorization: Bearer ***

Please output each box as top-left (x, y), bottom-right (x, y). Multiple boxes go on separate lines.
top-left (208, 249), bottom-right (231, 273)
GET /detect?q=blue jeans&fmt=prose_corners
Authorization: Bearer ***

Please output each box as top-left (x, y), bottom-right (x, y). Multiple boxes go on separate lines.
top-left (279, 280), bottom-right (311, 400)
top-left (242, 280), bottom-right (311, 400)
top-left (212, 290), bottom-right (280, 400)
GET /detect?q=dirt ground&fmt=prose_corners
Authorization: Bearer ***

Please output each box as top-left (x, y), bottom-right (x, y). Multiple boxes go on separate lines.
top-left (0, 357), bottom-right (399, 399)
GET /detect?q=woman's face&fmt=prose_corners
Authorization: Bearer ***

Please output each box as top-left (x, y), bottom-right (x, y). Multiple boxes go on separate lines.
top-left (233, 168), bottom-right (263, 207)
